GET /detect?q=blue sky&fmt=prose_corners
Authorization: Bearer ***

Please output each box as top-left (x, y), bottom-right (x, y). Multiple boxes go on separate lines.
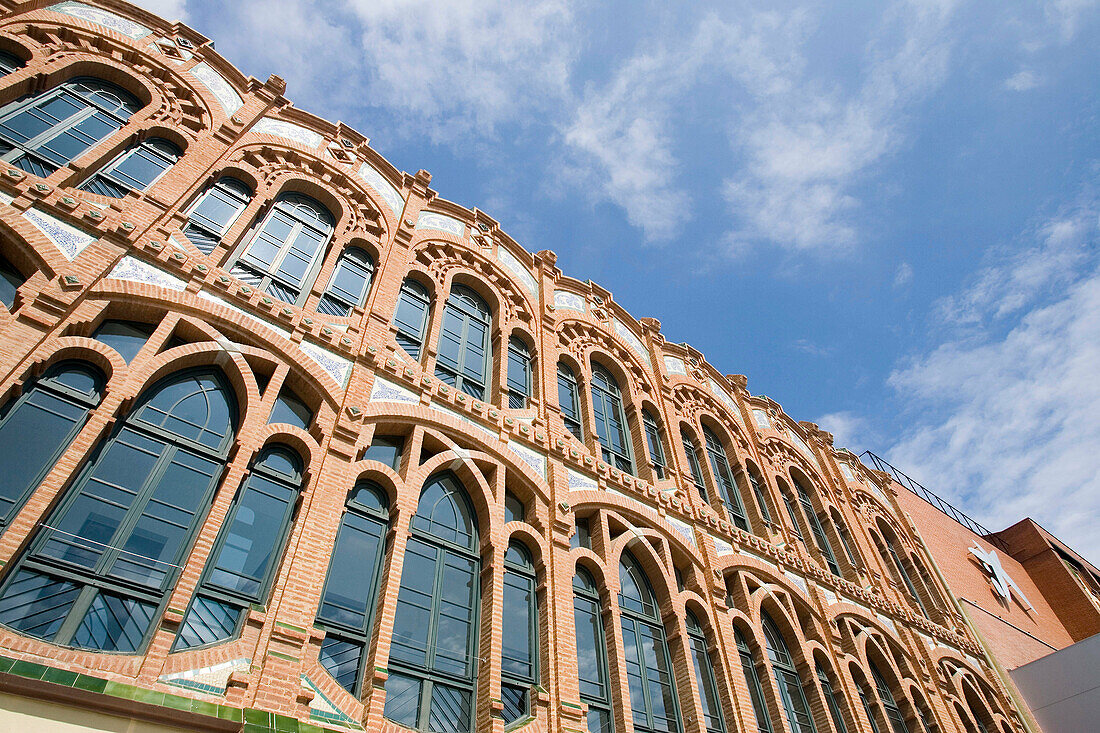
top-left (138, 0), bottom-right (1100, 562)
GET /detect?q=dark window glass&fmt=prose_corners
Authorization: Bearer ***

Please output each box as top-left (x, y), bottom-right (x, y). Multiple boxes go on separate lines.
top-left (860, 684), bottom-right (884, 733)
top-left (736, 629), bottom-right (774, 733)
top-left (92, 320), bottom-right (155, 363)
top-left (506, 336), bottom-right (532, 409)
top-left (884, 535), bottom-right (929, 618)
top-left (184, 177), bottom-right (252, 254)
top-left (394, 278), bottom-right (430, 359)
top-left (572, 517), bottom-right (591, 550)
top-left (817, 666), bottom-right (849, 733)
top-left (574, 568), bottom-right (613, 733)
top-left (782, 490), bottom-right (805, 542)
top-left (0, 51), bottom-right (24, 76)
top-left (268, 387), bottom-right (313, 430)
top-left (0, 361), bottom-right (104, 526)
top-left (232, 193), bottom-right (334, 306)
top-left (504, 491), bottom-right (525, 523)
top-left (682, 429), bottom-right (708, 502)
top-left (0, 78), bottom-right (140, 177)
top-left (558, 362), bottom-right (583, 440)
top-left (320, 247), bottom-right (374, 316)
top-left (762, 613), bottom-right (817, 733)
top-left (80, 137), bottom-right (181, 198)
top-left (0, 369), bottom-right (236, 653)
top-left (703, 427), bottom-right (748, 530)
top-left (793, 479), bottom-right (839, 576)
top-left (869, 663), bottom-right (907, 733)
top-left (434, 285), bottom-right (491, 400)
top-left (836, 521), bottom-right (860, 570)
top-left (686, 612), bottom-right (726, 733)
top-left (502, 541), bottom-right (537, 724)
top-left (1, 252), bottom-right (25, 308)
top-left (642, 410), bottom-right (667, 480)
top-left (748, 470), bottom-right (773, 523)
top-left (363, 435), bottom-right (404, 471)
top-left (591, 366), bottom-right (632, 474)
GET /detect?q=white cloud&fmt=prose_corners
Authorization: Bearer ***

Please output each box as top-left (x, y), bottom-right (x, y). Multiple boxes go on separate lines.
top-left (894, 261), bottom-right (914, 288)
top-left (1004, 69), bottom-right (1041, 91)
top-left (817, 410), bottom-right (873, 451)
top-left (884, 199), bottom-right (1100, 562)
top-left (1044, 0), bottom-right (1100, 42)
top-left (132, 0), bottom-right (189, 22)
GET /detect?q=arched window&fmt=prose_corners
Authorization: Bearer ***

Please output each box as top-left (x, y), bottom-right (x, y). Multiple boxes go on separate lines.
top-left (0, 77), bottom-right (140, 178)
top-left (184, 177), bottom-right (253, 254)
top-left (880, 531), bottom-right (929, 618)
top-left (761, 613), bottom-right (816, 733)
top-left (435, 285), bottom-right (491, 400)
top-left (686, 611), bottom-right (726, 733)
top-left (703, 427), bottom-right (748, 531)
top-left (316, 481), bottom-right (390, 695)
top-left (792, 479), bottom-right (839, 576)
top-left (574, 568), bottom-right (612, 733)
top-left (0, 369), bottom-right (236, 652)
top-left (174, 445), bottom-right (304, 649)
top-left (1, 251), bottom-right (26, 309)
top-left (92, 319), bottom-right (155, 363)
top-left (591, 366), bottom-right (632, 474)
top-left (0, 361), bottom-right (105, 527)
top-left (385, 472), bottom-right (479, 733)
top-left (506, 336), bottom-right (533, 409)
top-left (0, 51), bottom-right (24, 76)
top-left (682, 429), bottom-right (708, 502)
top-left (747, 467), bottom-right (773, 524)
top-left (735, 628), bottom-right (773, 733)
top-left (858, 678), bottom-right (884, 733)
top-left (779, 484), bottom-right (806, 545)
top-left (868, 663), bottom-right (906, 733)
top-left (504, 491), bottom-right (525, 524)
top-left (268, 386), bottom-right (313, 430)
top-left (80, 137), bottom-right (181, 198)
top-left (394, 278), bottom-right (430, 359)
top-left (618, 552), bottom-right (681, 733)
top-left (502, 541), bottom-right (538, 724)
top-left (912, 693), bottom-right (936, 733)
top-left (232, 193), bottom-right (335, 306)
top-left (557, 362), bottom-right (583, 440)
top-left (833, 516), bottom-right (861, 571)
top-left (642, 409), bottom-right (668, 480)
top-left (320, 247), bottom-right (375, 316)
top-left (816, 665), bottom-right (849, 733)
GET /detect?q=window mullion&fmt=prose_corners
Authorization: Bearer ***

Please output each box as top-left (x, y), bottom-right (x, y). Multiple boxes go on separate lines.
top-left (51, 584), bottom-right (98, 646)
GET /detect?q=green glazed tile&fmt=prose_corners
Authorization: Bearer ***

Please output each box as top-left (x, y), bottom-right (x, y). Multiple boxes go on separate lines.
top-left (244, 708), bottom-right (273, 726)
top-left (10, 660), bottom-right (47, 679)
top-left (73, 674), bottom-right (108, 693)
top-left (217, 706), bottom-right (245, 722)
top-left (298, 724), bottom-right (323, 733)
top-left (162, 693), bottom-right (193, 711)
top-left (131, 688), bottom-right (164, 706)
top-left (42, 667), bottom-right (79, 686)
top-left (243, 724), bottom-right (272, 733)
top-left (104, 680), bottom-right (137, 699)
top-left (0, 656), bottom-right (15, 673)
top-left (190, 700), bottom-right (220, 718)
top-left (273, 713), bottom-right (299, 731)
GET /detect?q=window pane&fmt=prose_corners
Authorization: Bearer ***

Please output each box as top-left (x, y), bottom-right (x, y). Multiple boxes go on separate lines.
top-left (110, 142), bottom-right (176, 190)
top-left (190, 185), bottom-right (246, 234)
top-left (502, 570), bottom-right (533, 679)
top-left (1, 255), bottom-right (24, 307)
top-left (575, 598), bottom-right (607, 698)
top-left (502, 683), bottom-right (528, 724)
top-left (428, 682), bottom-right (472, 733)
top-left (173, 595), bottom-right (243, 650)
top-left (320, 635), bottom-right (363, 694)
top-left (319, 511), bottom-right (386, 630)
top-left (268, 389), bottom-right (312, 429)
top-left (363, 436), bottom-right (403, 471)
top-left (70, 590), bottom-right (155, 653)
top-left (93, 320), bottom-right (154, 363)
top-left (0, 570), bottom-right (80, 641)
top-left (207, 475), bottom-right (296, 599)
top-left (390, 539), bottom-right (436, 667)
top-left (383, 672), bottom-right (422, 727)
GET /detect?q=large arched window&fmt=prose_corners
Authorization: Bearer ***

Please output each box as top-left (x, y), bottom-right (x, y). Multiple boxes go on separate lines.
top-left (316, 481), bottom-right (390, 695)
top-left (792, 478), bottom-right (839, 576)
top-left (682, 429), bottom-right (708, 502)
top-left (1, 251), bottom-right (26, 309)
top-left (502, 540), bottom-right (538, 724)
top-left (761, 613), bottom-right (816, 733)
top-left (868, 663), bottom-right (907, 733)
top-left (574, 568), bottom-right (612, 733)
top-left (735, 628), bottom-right (773, 733)
top-left (394, 278), bottom-right (430, 359)
top-left (816, 665), bottom-right (849, 733)
top-left (591, 366), bottom-right (633, 474)
top-left (746, 466), bottom-right (773, 524)
top-left (183, 177), bottom-right (253, 254)
top-left (557, 362), bottom-right (583, 440)
top-left (0, 369), bottom-right (236, 652)
top-left (434, 285), bottom-right (491, 400)
top-left (79, 137), bottom-right (181, 198)
top-left (702, 427), bottom-right (748, 531)
top-left (0, 77), bottom-right (141, 178)
top-left (686, 611), bottom-right (726, 733)
top-left (642, 409), bottom-right (668, 480)
top-left (0, 361), bottom-right (105, 528)
top-left (174, 445), bottom-right (305, 649)
top-left (618, 552), bottom-right (681, 733)
top-left (319, 247), bottom-right (374, 317)
top-left (506, 336), bottom-right (533, 409)
top-left (385, 472), bottom-right (479, 733)
top-left (232, 193), bottom-right (335, 306)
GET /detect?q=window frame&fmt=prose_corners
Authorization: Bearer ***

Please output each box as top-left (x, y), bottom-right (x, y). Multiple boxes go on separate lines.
top-left (574, 567), bottom-right (613, 733)
top-left (319, 246), bottom-right (375, 317)
top-left (702, 427), bottom-right (749, 531)
top-left (686, 612), bottom-right (726, 733)
top-left (506, 336), bottom-right (533, 410)
top-left (501, 541), bottom-right (539, 725)
top-left (736, 628), bottom-right (774, 733)
top-left (394, 278), bottom-right (431, 360)
top-left (183, 177), bottom-right (253, 255)
top-left (557, 362), bottom-right (583, 440)
top-left (792, 479), bottom-right (840, 576)
top-left (433, 285), bottom-right (492, 401)
top-left (590, 365), bottom-right (633, 474)
top-left (761, 613), bottom-right (818, 733)
top-left (642, 409), bottom-right (668, 480)
top-left (79, 136), bottom-right (181, 199)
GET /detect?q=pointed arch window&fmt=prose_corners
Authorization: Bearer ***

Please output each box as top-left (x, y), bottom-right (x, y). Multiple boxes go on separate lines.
top-left (79, 137), bottom-right (181, 198)
top-left (642, 409), bottom-right (668, 480)
top-left (883, 534), bottom-right (929, 618)
top-left (703, 427), bottom-right (748, 531)
top-left (736, 628), bottom-right (773, 733)
top-left (93, 320), bottom-right (155, 363)
top-left (0, 369), bottom-right (236, 652)
top-left (574, 568), bottom-right (612, 733)
top-left (506, 336), bottom-right (533, 409)
top-left (557, 362), bottom-right (583, 440)
top-left (591, 366), bottom-right (633, 474)
top-left (780, 486), bottom-right (805, 544)
top-left (748, 468), bottom-right (773, 523)
top-left (1, 251), bottom-right (26, 308)
top-left (761, 613), bottom-right (816, 733)
top-left (686, 611), bottom-right (726, 733)
top-left (385, 472), bottom-right (479, 733)
top-left (394, 278), bottom-right (431, 359)
top-left (618, 552), bottom-right (681, 733)
top-left (682, 429), bottom-right (708, 502)
top-left (817, 665), bottom-right (849, 733)
top-left (792, 479), bottom-right (839, 576)
top-left (320, 247), bottom-right (375, 316)
top-left (268, 386), bottom-right (313, 430)
top-left (0, 51), bottom-right (24, 76)
top-left (502, 541), bottom-right (538, 724)
top-left (184, 177), bottom-right (253, 254)
top-left (858, 680), bottom-right (884, 733)
top-left (435, 285), bottom-right (491, 400)
top-left (868, 663), bottom-right (907, 733)
top-left (174, 445), bottom-right (305, 649)
top-left (315, 481), bottom-right (390, 695)
top-left (0, 77), bottom-right (141, 178)
top-left (0, 361), bottom-right (105, 528)
top-left (835, 518), bottom-right (861, 571)
top-left (232, 192), bottom-right (335, 305)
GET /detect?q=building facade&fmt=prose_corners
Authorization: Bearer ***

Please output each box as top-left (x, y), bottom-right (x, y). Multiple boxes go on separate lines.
top-left (0, 2), bottom-right (1047, 733)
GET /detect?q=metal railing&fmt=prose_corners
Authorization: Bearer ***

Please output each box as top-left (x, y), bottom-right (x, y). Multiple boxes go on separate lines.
top-left (858, 451), bottom-right (1008, 551)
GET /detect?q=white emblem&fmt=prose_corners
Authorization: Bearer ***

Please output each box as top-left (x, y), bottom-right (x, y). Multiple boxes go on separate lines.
top-left (969, 545), bottom-right (1033, 610)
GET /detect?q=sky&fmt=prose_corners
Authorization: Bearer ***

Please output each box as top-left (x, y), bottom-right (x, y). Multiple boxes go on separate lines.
top-left (135, 0), bottom-right (1100, 563)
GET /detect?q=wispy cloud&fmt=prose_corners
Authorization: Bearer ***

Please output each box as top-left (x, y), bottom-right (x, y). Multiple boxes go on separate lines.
top-left (817, 410), bottom-right (874, 452)
top-left (133, 0), bottom-right (189, 22)
top-left (894, 261), bottom-right (914, 288)
top-left (1004, 69), bottom-right (1041, 91)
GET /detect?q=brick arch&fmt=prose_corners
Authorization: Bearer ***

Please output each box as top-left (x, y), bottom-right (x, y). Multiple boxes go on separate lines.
top-left (567, 496), bottom-right (707, 571)
top-left (3, 337), bottom-right (123, 394)
top-left (413, 238), bottom-right (535, 326)
top-left (557, 317), bottom-right (655, 398)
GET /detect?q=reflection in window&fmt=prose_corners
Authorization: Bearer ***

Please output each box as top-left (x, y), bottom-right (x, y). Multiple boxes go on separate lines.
top-left (869, 663), bottom-right (907, 733)
top-left (506, 336), bottom-right (533, 409)
top-left (703, 427), bottom-right (748, 531)
top-left (320, 247), bottom-right (374, 317)
top-left (558, 362), bottom-right (583, 440)
top-left (0, 369), bottom-right (236, 653)
top-left (502, 542), bottom-right (537, 724)
top-left (761, 613), bottom-right (816, 733)
top-left (817, 665), bottom-right (849, 733)
top-left (363, 435), bottom-right (404, 472)
top-left (793, 479), bottom-right (839, 576)
top-left (80, 137), bottom-right (181, 198)
top-left (184, 177), bottom-right (252, 254)
top-left (686, 612), bottom-right (726, 733)
top-left (1, 252), bottom-right (25, 308)
top-left (574, 568), bottom-right (613, 733)
top-left (434, 285), bottom-right (491, 400)
top-left (736, 628), bottom-right (774, 733)
top-left (642, 409), bottom-right (667, 480)
top-left (504, 491), bottom-right (525, 524)
top-left (591, 366), bottom-right (632, 474)
top-left (268, 386), bottom-right (313, 430)
top-left (0, 51), bottom-right (24, 76)
top-left (394, 278), bottom-right (430, 359)
top-left (92, 319), bottom-right (155, 363)
top-left (747, 469), bottom-right (773, 523)
top-left (316, 481), bottom-right (389, 695)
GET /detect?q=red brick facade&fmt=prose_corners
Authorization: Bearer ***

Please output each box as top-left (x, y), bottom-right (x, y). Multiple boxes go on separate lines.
top-left (0, 3), bottom-right (1044, 733)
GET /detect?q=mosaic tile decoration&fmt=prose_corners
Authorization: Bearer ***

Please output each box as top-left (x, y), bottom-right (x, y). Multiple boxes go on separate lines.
top-left (713, 536), bottom-right (735, 556)
top-left (497, 247), bottom-right (538, 294)
top-left (252, 117), bottom-right (324, 149)
top-left (876, 612), bottom-right (898, 635)
top-left (300, 340), bottom-right (352, 389)
top-left (429, 403), bottom-right (494, 437)
top-left (821, 588), bottom-right (839, 605)
top-left (663, 355), bottom-right (686, 376)
top-left (784, 570), bottom-right (809, 596)
top-left (49, 1), bottom-right (151, 39)
top-left (415, 211), bottom-right (464, 236)
top-left (739, 546), bottom-right (780, 571)
top-left (567, 468), bottom-right (597, 492)
top-left (189, 62), bottom-right (243, 117)
top-left (356, 162), bottom-right (404, 216)
top-left (301, 676), bottom-right (361, 729)
top-left (706, 377), bottom-right (741, 424)
top-left (369, 377), bottom-right (418, 405)
top-left (158, 657), bottom-right (250, 695)
top-left (106, 256), bottom-right (186, 291)
top-left (509, 442), bottom-right (547, 479)
top-left (0, 190), bottom-right (13, 205)
top-left (667, 516), bottom-right (697, 547)
top-left (839, 463), bottom-right (856, 481)
top-left (23, 208), bottom-right (94, 261)
top-left (612, 318), bottom-right (651, 368)
top-left (787, 429), bottom-right (815, 460)
top-left (554, 290), bottom-right (585, 312)
top-left (752, 409), bottom-right (771, 429)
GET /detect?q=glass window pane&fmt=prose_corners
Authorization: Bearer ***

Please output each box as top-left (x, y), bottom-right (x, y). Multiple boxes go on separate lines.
top-left (320, 635), bottom-right (363, 694)
top-left (207, 475), bottom-right (296, 599)
top-left (428, 682), bottom-right (472, 733)
top-left (70, 590), bottom-right (155, 653)
top-left (319, 511), bottom-right (386, 630)
top-left (363, 435), bottom-right (403, 471)
top-left (173, 595), bottom-right (243, 650)
top-left (502, 570), bottom-right (533, 679)
top-left (93, 320), bottom-right (154, 363)
top-left (0, 569), bottom-right (80, 641)
top-left (268, 389), bottom-right (312, 429)
top-left (383, 672), bottom-right (422, 727)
